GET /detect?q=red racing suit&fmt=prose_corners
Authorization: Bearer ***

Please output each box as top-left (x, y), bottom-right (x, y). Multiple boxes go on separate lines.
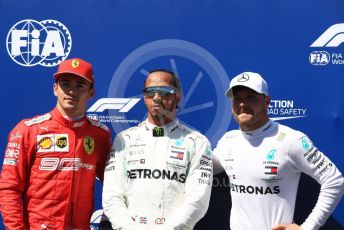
top-left (0, 108), bottom-right (111, 230)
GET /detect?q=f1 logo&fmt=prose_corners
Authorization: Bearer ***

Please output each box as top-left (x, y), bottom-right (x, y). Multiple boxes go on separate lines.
top-left (311, 23), bottom-right (344, 47)
top-left (87, 98), bottom-right (141, 113)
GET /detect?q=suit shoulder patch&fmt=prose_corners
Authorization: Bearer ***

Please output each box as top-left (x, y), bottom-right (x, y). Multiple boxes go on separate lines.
top-left (24, 113), bottom-right (51, 126)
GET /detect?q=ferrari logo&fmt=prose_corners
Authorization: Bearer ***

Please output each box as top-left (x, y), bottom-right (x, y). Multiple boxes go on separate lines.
top-left (72, 59), bottom-right (80, 68)
top-left (83, 136), bottom-right (95, 155)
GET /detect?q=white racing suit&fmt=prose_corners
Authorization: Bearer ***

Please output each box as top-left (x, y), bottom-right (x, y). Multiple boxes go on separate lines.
top-left (103, 119), bottom-right (213, 230)
top-left (213, 120), bottom-right (344, 230)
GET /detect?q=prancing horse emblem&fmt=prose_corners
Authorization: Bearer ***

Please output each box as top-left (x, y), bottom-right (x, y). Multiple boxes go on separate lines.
top-left (83, 136), bottom-right (95, 155)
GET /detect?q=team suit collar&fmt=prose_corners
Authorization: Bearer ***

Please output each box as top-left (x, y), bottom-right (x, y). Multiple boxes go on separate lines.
top-left (144, 119), bottom-right (179, 136)
top-left (241, 119), bottom-right (274, 139)
top-left (51, 107), bottom-right (87, 128)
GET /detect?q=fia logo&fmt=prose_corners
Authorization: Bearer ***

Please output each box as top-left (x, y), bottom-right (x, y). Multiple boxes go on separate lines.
top-left (6, 19), bottom-right (72, 67)
top-left (309, 51), bottom-right (330, 66)
top-left (87, 114), bottom-right (99, 121)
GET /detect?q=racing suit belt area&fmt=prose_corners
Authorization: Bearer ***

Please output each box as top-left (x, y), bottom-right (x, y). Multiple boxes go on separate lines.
top-left (0, 107), bottom-right (111, 229)
top-left (103, 119), bottom-right (213, 229)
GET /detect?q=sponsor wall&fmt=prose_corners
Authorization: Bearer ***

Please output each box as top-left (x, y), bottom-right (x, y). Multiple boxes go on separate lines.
top-left (0, 1), bottom-right (343, 229)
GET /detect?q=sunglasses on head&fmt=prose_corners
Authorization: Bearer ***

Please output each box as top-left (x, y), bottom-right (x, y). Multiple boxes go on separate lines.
top-left (143, 86), bottom-right (177, 97)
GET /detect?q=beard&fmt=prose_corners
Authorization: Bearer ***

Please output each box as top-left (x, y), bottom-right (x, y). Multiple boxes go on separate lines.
top-left (150, 106), bottom-right (175, 125)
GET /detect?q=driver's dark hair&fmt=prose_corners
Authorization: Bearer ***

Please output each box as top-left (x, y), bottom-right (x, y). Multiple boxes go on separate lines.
top-left (144, 69), bottom-right (180, 91)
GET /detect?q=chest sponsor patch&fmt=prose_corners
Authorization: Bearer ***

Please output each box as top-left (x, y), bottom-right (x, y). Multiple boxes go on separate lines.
top-left (170, 139), bottom-right (186, 161)
top-left (37, 134), bottom-right (69, 152)
top-left (265, 166), bottom-right (278, 175)
top-left (170, 150), bottom-right (184, 160)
